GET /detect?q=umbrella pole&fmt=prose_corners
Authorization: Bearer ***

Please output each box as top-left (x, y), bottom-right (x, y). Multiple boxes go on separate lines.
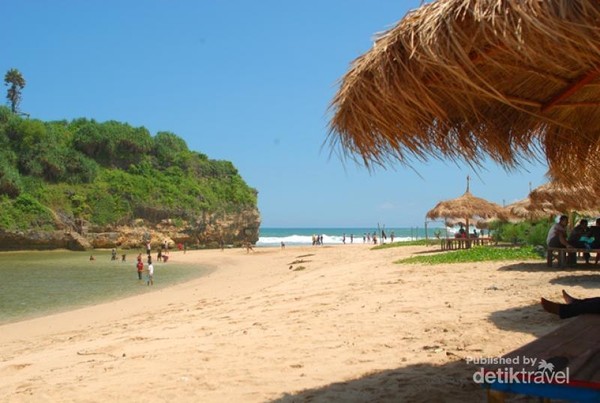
top-left (466, 217), bottom-right (471, 249)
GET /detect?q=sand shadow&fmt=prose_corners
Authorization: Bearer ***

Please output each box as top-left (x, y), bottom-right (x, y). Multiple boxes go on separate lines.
top-left (409, 248), bottom-right (452, 256)
top-left (487, 303), bottom-right (560, 337)
top-left (549, 274), bottom-right (600, 289)
top-left (497, 261), bottom-right (600, 273)
top-left (268, 360), bottom-right (489, 403)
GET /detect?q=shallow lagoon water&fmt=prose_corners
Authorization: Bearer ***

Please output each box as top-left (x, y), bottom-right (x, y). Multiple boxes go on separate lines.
top-left (0, 250), bottom-right (212, 325)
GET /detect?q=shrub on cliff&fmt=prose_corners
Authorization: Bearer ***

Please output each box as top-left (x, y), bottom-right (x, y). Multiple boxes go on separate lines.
top-left (0, 109), bottom-right (257, 230)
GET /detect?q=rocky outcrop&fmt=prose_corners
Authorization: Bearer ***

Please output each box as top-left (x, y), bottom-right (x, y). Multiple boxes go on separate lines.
top-left (0, 207), bottom-right (261, 251)
top-left (0, 230), bottom-right (92, 251)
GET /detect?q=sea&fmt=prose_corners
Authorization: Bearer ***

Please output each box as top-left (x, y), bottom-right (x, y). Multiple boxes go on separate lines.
top-left (0, 250), bottom-right (213, 325)
top-left (257, 226), bottom-right (451, 247)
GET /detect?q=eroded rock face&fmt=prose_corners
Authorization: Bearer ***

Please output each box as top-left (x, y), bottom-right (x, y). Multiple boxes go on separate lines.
top-left (0, 208), bottom-right (261, 251)
top-left (0, 230), bottom-right (91, 251)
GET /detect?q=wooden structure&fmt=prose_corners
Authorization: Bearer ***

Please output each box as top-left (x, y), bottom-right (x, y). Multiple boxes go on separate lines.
top-left (440, 237), bottom-right (493, 250)
top-left (483, 315), bottom-right (600, 402)
top-left (427, 176), bottom-right (506, 248)
top-left (546, 247), bottom-right (600, 267)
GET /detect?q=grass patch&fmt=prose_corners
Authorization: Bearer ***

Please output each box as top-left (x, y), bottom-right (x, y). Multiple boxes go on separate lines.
top-left (395, 245), bottom-right (543, 265)
top-left (372, 239), bottom-right (437, 250)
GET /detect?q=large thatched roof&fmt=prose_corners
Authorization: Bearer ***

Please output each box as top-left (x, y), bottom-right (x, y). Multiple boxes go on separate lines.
top-left (329, 0), bottom-right (600, 189)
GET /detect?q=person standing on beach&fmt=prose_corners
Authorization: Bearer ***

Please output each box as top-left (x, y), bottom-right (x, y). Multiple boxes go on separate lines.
top-left (147, 262), bottom-right (154, 286)
top-left (136, 258), bottom-right (144, 281)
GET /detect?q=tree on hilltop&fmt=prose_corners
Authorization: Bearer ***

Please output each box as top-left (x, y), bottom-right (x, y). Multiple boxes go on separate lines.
top-left (4, 68), bottom-right (26, 114)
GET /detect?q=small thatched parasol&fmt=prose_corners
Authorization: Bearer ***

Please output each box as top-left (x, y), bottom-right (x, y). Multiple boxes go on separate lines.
top-left (328, 0), bottom-right (600, 190)
top-left (426, 177), bottom-right (506, 236)
top-left (504, 197), bottom-right (559, 222)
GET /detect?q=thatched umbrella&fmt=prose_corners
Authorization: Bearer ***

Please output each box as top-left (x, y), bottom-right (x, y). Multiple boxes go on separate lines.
top-left (529, 182), bottom-right (600, 213)
top-left (426, 177), bottom-right (506, 237)
top-left (328, 0), bottom-right (600, 190)
top-left (504, 197), bottom-right (559, 222)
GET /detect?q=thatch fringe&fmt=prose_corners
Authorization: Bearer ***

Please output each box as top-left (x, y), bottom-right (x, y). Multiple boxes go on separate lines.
top-left (329, 0), bottom-right (600, 190)
top-left (529, 182), bottom-right (600, 213)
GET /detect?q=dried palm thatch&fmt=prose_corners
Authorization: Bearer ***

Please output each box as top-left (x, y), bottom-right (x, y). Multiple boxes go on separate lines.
top-left (504, 197), bottom-right (559, 221)
top-left (529, 182), bottom-right (600, 212)
top-left (328, 0), bottom-right (600, 189)
top-left (445, 217), bottom-right (494, 229)
top-left (426, 178), bottom-right (506, 232)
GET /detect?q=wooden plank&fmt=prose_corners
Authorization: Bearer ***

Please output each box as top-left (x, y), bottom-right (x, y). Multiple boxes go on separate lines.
top-left (541, 67), bottom-right (600, 112)
top-left (546, 248), bottom-right (600, 268)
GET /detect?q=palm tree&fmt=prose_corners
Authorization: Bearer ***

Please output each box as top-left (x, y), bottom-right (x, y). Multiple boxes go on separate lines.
top-left (4, 68), bottom-right (26, 114)
top-left (537, 359), bottom-right (555, 373)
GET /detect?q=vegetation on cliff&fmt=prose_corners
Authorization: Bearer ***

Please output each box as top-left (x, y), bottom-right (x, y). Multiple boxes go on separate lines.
top-left (0, 106), bottom-right (258, 231)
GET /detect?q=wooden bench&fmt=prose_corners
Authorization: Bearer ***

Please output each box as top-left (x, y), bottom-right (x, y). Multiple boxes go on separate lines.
top-left (440, 237), bottom-right (493, 250)
top-left (482, 314), bottom-right (600, 402)
top-left (546, 247), bottom-right (600, 267)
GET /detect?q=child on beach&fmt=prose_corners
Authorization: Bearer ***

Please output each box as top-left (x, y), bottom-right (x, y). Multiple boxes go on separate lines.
top-left (136, 259), bottom-right (144, 280)
top-left (147, 262), bottom-right (154, 286)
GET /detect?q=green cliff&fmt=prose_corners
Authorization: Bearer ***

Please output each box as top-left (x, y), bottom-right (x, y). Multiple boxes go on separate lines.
top-left (0, 106), bottom-right (260, 250)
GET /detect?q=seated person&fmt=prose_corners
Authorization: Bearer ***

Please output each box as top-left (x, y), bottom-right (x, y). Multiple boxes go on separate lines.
top-left (547, 215), bottom-right (571, 248)
top-left (568, 219), bottom-right (591, 264)
top-left (541, 289), bottom-right (600, 319)
top-left (588, 218), bottom-right (600, 249)
top-left (547, 215), bottom-right (575, 264)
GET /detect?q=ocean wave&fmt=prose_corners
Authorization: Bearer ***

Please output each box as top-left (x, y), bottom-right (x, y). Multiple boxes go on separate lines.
top-left (256, 234), bottom-right (414, 246)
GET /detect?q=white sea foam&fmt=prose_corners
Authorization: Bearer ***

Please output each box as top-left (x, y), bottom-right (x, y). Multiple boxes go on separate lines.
top-left (256, 234), bottom-right (415, 247)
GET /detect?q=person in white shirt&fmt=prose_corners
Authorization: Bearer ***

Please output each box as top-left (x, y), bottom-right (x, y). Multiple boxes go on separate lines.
top-left (147, 262), bottom-right (154, 286)
top-left (546, 215), bottom-right (571, 248)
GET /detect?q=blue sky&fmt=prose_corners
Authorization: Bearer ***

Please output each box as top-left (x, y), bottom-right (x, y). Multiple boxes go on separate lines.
top-left (3, 1), bottom-right (549, 228)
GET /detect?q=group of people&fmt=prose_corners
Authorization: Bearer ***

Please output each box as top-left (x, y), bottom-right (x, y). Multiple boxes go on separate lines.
top-left (138, 239), bottom-right (172, 285)
top-left (361, 231), bottom-right (394, 244)
top-left (546, 216), bottom-right (600, 264)
top-left (137, 252), bottom-right (154, 286)
top-left (542, 215), bottom-right (600, 318)
top-left (455, 225), bottom-right (481, 239)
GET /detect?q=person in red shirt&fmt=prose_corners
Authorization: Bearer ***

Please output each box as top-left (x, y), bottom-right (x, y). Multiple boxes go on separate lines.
top-left (136, 258), bottom-right (144, 280)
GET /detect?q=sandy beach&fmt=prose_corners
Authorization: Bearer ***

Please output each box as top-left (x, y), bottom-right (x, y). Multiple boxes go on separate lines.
top-left (0, 243), bottom-right (592, 402)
